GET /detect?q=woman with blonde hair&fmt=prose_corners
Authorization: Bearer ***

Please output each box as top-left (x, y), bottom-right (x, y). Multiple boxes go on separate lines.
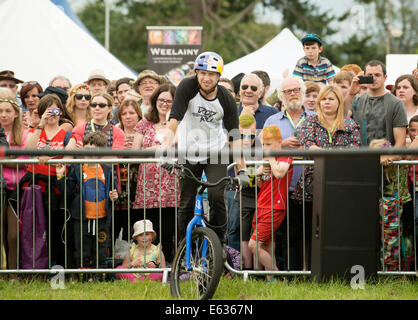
top-left (0, 89), bottom-right (28, 271)
top-left (65, 83), bottom-right (92, 126)
top-left (70, 91), bottom-right (125, 150)
top-left (291, 85), bottom-right (361, 270)
top-left (301, 85), bottom-right (360, 150)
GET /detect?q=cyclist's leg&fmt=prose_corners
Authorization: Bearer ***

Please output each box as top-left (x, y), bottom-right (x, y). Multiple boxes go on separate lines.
top-left (205, 163), bottom-right (228, 243)
top-left (177, 162), bottom-right (204, 242)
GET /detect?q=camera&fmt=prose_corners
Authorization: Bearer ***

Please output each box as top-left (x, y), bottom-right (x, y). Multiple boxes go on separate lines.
top-left (50, 108), bottom-right (61, 116)
top-left (358, 75), bottom-right (374, 84)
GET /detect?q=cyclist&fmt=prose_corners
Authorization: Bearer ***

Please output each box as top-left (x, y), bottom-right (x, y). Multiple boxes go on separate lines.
top-left (161, 51), bottom-right (249, 244)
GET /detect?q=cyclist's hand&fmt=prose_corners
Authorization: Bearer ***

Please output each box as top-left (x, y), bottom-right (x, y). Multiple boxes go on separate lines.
top-left (235, 169), bottom-right (250, 188)
top-left (160, 158), bottom-right (175, 173)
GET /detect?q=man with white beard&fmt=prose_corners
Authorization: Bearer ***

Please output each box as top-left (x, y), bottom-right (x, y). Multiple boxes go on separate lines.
top-left (263, 76), bottom-right (315, 272)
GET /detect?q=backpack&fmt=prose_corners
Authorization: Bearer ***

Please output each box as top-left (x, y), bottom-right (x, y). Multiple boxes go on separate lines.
top-left (19, 185), bottom-right (49, 269)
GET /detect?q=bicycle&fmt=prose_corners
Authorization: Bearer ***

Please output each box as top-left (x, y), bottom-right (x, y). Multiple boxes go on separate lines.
top-left (162, 161), bottom-right (239, 300)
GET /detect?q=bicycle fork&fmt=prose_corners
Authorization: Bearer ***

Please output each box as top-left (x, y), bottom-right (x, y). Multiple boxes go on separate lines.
top-left (185, 194), bottom-right (208, 271)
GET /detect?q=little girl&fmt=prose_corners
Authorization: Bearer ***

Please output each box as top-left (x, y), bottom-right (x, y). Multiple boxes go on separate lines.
top-left (116, 219), bottom-right (166, 282)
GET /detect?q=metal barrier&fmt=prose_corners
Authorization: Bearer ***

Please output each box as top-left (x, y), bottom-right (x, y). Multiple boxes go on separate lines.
top-left (0, 156), bottom-right (417, 281)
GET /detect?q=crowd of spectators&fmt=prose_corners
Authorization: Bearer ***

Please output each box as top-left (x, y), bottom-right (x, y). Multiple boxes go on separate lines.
top-left (0, 31), bottom-right (417, 280)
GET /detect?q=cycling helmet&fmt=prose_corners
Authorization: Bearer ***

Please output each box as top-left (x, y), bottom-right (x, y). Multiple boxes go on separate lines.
top-left (194, 51), bottom-right (224, 76)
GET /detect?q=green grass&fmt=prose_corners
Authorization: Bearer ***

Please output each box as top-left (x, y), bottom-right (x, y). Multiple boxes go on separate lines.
top-left (0, 276), bottom-right (417, 300)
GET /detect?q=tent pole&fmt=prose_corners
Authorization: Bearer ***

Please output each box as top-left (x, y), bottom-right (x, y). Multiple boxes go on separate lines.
top-left (105, 0), bottom-right (110, 51)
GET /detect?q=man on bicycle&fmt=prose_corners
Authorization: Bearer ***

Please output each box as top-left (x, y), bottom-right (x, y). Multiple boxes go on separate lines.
top-left (161, 51), bottom-right (249, 244)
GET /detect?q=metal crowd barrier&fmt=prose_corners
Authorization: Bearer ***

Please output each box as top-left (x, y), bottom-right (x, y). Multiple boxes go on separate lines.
top-left (0, 156), bottom-right (417, 281)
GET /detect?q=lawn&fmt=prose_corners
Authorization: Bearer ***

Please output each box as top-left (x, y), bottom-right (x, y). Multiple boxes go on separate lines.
top-left (0, 275), bottom-right (416, 300)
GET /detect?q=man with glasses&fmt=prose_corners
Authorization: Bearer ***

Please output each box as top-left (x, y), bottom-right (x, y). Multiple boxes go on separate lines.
top-left (133, 69), bottom-right (166, 116)
top-left (0, 70), bottom-right (23, 96)
top-left (238, 73), bottom-right (277, 130)
top-left (161, 51), bottom-right (249, 244)
top-left (263, 76), bottom-right (315, 271)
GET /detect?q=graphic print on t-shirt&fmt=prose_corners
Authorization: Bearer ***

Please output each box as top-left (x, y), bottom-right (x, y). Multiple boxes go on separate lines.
top-left (192, 106), bottom-right (217, 123)
top-left (83, 164), bottom-right (106, 219)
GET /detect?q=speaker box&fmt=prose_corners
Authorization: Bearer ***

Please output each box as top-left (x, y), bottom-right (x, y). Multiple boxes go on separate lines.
top-left (311, 156), bottom-right (380, 282)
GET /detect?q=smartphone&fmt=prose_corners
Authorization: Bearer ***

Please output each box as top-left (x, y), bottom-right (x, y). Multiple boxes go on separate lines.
top-left (358, 75), bottom-right (374, 84)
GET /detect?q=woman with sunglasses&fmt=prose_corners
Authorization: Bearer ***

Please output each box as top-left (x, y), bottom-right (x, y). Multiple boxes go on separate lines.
top-left (20, 81), bottom-right (43, 129)
top-left (9, 94), bottom-right (74, 268)
top-left (71, 92), bottom-right (125, 150)
top-left (131, 83), bottom-right (179, 263)
top-left (66, 84), bottom-right (92, 127)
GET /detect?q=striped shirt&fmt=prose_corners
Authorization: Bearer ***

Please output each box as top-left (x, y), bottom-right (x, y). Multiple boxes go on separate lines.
top-left (293, 55), bottom-right (335, 84)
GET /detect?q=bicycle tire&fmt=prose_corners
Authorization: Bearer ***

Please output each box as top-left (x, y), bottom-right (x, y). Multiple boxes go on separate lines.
top-left (170, 227), bottom-right (224, 300)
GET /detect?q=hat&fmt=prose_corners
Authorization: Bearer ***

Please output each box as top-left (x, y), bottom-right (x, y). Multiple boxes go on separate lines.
top-left (37, 86), bottom-right (69, 106)
top-left (132, 219), bottom-right (156, 238)
top-left (0, 70), bottom-right (23, 84)
top-left (85, 69), bottom-right (110, 86)
top-left (301, 33), bottom-right (322, 46)
top-left (133, 69), bottom-right (166, 92)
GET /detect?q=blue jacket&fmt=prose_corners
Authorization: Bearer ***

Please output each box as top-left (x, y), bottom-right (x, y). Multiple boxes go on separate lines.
top-left (57, 163), bottom-right (119, 226)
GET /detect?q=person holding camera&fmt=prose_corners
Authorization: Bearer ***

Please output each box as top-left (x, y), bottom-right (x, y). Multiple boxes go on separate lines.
top-left (345, 60), bottom-right (407, 153)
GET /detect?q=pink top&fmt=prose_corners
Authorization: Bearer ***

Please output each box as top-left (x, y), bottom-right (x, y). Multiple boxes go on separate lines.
top-left (3, 130), bottom-right (28, 190)
top-left (133, 118), bottom-right (179, 209)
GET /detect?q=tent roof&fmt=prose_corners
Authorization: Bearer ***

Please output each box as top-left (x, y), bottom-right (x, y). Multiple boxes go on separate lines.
top-left (0, 0), bottom-right (137, 88)
top-left (50, 0), bottom-right (93, 36)
top-left (223, 28), bottom-right (339, 93)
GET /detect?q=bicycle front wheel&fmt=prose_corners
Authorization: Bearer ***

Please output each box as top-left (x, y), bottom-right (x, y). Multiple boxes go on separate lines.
top-left (170, 227), bottom-right (224, 300)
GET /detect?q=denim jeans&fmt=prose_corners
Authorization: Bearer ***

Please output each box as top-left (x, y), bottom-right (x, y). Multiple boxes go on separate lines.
top-left (226, 190), bottom-right (240, 251)
top-left (177, 162), bottom-right (228, 244)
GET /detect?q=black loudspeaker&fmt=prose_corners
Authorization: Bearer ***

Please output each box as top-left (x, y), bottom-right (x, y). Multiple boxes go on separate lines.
top-left (311, 156), bottom-right (380, 282)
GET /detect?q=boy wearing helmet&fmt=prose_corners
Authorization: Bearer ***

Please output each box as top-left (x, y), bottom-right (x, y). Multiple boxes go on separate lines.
top-left (161, 51), bottom-right (249, 243)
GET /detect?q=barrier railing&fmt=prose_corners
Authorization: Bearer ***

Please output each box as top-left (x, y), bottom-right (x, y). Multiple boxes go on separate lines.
top-left (0, 148), bottom-right (417, 281)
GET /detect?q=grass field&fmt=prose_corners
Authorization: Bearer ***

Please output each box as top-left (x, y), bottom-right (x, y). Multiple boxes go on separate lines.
top-left (0, 275), bottom-right (417, 300)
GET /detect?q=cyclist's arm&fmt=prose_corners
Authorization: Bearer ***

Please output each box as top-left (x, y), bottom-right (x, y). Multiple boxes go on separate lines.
top-left (161, 118), bottom-right (178, 149)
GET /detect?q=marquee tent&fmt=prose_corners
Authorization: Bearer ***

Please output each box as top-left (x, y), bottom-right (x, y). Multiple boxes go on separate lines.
top-left (223, 28), bottom-right (339, 94)
top-left (0, 0), bottom-right (137, 88)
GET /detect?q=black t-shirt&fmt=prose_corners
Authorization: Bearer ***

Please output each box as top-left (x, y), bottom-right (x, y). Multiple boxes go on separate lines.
top-left (170, 75), bottom-right (239, 162)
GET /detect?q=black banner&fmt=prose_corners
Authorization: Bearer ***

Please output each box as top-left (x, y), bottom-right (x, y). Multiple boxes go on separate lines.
top-left (147, 26), bottom-right (203, 85)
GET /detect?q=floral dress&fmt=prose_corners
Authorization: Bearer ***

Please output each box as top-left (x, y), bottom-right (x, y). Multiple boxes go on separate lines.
top-left (291, 115), bottom-right (361, 203)
top-left (129, 244), bottom-right (161, 279)
top-left (133, 118), bottom-right (179, 209)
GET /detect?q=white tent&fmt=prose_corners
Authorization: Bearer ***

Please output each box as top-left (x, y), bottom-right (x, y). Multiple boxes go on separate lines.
top-left (0, 0), bottom-right (137, 88)
top-left (223, 28), bottom-right (339, 95)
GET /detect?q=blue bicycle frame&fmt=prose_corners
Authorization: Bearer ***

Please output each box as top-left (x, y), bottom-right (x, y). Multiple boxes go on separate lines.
top-left (185, 194), bottom-right (209, 271)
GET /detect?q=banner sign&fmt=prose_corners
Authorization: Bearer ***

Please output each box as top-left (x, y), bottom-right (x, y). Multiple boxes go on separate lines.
top-left (147, 26), bottom-right (203, 85)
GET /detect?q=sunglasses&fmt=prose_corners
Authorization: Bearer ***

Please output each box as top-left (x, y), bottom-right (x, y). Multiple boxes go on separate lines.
top-left (22, 81), bottom-right (39, 86)
top-left (75, 94), bottom-right (92, 100)
top-left (90, 102), bottom-right (110, 108)
top-left (241, 133), bottom-right (256, 140)
top-left (241, 84), bottom-right (258, 92)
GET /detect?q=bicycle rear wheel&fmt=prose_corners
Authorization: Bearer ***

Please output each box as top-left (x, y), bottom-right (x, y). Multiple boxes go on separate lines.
top-left (170, 227), bottom-right (224, 300)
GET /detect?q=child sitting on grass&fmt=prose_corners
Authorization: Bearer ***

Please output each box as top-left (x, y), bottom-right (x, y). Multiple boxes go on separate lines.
top-left (116, 219), bottom-right (166, 282)
top-left (248, 125), bottom-right (293, 281)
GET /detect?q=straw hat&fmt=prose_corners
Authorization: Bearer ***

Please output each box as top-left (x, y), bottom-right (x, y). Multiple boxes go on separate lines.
top-left (132, 219), bottom-right (156, 238)
top-left (133, 69), bottom-right (167, 92)
top-left (85, 69), bottom-right (110, 86)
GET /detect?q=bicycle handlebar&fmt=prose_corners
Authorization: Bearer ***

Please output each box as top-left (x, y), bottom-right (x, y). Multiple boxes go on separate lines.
top-left (169, 163), bottom-right (235, 188)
